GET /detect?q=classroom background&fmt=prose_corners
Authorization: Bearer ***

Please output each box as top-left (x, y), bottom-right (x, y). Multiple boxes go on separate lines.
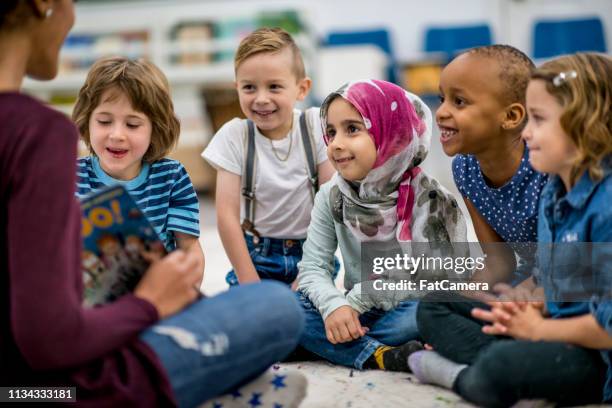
top-left (20, 1), bottom-right (611, 406)
top-left (23, 0), bottom-right (611, 295)
top-left (23, 0), bottom-right (611, 192)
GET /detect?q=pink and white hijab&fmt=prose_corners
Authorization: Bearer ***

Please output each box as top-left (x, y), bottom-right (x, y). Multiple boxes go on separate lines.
top-left (321, 79), bottom-right (466, 243)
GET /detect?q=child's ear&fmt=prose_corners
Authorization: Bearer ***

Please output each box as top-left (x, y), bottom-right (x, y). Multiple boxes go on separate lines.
top-left (502, 103), bottom-right (527, 130)
top-left (296, 77), bottom-right (312, 101)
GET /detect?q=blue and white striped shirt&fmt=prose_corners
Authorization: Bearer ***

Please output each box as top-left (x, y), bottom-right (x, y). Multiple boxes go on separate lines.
top-left (76, 156), bottom-right (200, 250)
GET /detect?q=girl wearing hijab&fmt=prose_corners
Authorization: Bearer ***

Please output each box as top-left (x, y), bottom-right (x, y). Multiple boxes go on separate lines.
top-left (296, 79), bottom-right (467, 371)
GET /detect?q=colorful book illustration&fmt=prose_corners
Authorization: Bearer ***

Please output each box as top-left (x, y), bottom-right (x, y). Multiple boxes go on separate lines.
top-left (80, 185), bottom-right (165, 307)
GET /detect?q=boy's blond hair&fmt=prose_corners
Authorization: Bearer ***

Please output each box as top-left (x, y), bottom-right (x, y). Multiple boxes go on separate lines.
top-left (234, 27), bottom-right (306, 80)
top-left (532, 53), bottom-right (612, 186)
top-left (73, 56), bottom-right (180, 163)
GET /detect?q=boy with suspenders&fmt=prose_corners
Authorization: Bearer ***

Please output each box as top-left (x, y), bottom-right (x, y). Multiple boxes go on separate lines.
top-left (203, 27), bottom-right (335, 286)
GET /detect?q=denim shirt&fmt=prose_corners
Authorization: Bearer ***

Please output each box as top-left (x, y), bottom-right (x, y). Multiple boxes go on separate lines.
top-left (537, 158), bottom-right (612, 401)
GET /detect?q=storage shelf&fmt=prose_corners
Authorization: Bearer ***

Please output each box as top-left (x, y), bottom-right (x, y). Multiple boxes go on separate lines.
top-left (23, 61), bottom-right (237, 93)
top-left (22, 5), bottom-right (316, 95)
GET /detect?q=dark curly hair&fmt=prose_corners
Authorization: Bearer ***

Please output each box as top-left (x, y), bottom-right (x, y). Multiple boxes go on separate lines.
top-left (0, 0), bottom-right (20, 16)
top-left (467, 44), bottom-right (535, 107)
top-left (0, 1), bottom-right (32, 31)
top-left (0, 1), bottom-right (21, 24)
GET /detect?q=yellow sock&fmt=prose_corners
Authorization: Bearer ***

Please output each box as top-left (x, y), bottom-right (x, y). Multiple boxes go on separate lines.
top-left (373, 346), bottom-right (394, 369)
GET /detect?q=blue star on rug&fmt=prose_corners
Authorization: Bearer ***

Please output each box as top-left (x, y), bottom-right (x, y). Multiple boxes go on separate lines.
top-left (273, 404), bottom-right (284, 408)
top-left (248, 392), bottom-right (262, 407)
top-left (212, 403), bottom-right (223, 408)
top-left (270, 374), bottom-right (287, 390)
top-left (230, 389), bottom-right (242, 399)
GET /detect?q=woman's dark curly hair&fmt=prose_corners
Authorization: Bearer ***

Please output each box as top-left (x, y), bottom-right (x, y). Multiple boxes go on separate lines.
top-left (0, 1), bottom-right (34, 30)
top-left (0, 0), bottom-right (20, 16)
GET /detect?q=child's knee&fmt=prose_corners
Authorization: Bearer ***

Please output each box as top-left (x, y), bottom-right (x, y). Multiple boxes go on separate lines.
top-left (456, 369), bottom-right (508, 408)
top-left (457, 342), bottom-right (519, 407)
top-left (379, 303), bottom-right (420, 345)
top-left (415, 292), bottom-right (451, 332)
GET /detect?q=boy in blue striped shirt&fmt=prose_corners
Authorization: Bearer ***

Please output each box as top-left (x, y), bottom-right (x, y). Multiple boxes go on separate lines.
top-left (73, 57), bottom-right (204, 280)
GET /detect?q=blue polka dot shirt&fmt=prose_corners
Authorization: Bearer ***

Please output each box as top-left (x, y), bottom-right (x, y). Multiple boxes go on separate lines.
top-left (452, 146), bottom-right (548, 243)
top-left (453, 147), bottom-right (548, 280)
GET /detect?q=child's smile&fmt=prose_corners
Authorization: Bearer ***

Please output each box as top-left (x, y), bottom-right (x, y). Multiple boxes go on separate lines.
top-left (106, 147), bottom-right (129, 158)
top-left (436, 53), bottom-right (510, 156)
top-left (325, 97), bottom-right (377, 181)
top-left (251, 108), bottom-right (279, 124)
top-left (438, 125), bottom-right (458, 145)
top-left (252, 108), bottom-right (276, 117)
top-left (235, 48), bottom-right (310, 140)
top-left (89, 88), bottom-right (152, 181)
top-left (333, 155), bottom-right (355, 165)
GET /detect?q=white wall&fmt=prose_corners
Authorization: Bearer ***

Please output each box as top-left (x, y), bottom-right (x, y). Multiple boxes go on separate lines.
top-left (75, 0), bottom-right (612, 61)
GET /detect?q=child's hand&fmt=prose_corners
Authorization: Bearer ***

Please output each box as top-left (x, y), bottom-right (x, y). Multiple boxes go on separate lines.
top-left (324, 305), bottom-right (368, 344)
top-left (492, 282), bottom-right (544, 305)
top-left (141, 250), bottom-right (164, 263)
top-left (175, 232), bottom-right (205, 287)
top-left (460, 281), bottom-right (544, 305)
top-left (472, 301), bottom-right (545, 340)
top-left (135, 249), bottom-right (201, 319)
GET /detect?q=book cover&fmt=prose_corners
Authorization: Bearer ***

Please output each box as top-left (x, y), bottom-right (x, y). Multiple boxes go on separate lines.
top-left (80, 185), bottom-right (166, 307)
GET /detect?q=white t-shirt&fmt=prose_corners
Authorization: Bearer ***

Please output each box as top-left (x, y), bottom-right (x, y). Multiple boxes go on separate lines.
top-left (202, 107), bottom-right (328, 239)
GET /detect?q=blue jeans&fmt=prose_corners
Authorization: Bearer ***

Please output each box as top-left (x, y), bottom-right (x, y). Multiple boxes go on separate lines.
top-left (227, 234), bottom-right (340, 286)
top-left (141, 281), bottom-right (304, 408)
top-left (417, 292), bottom-right (605, 407)
top-left (296, 291), bottom-right (419, 369)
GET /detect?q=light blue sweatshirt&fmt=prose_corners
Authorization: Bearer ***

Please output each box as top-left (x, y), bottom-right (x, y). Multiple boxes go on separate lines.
top-left (297, 183), bottom-right (440, 320)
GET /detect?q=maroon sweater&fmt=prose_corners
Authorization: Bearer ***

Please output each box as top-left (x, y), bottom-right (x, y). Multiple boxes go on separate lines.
top-left (0, 93), bottom-right (175, 406)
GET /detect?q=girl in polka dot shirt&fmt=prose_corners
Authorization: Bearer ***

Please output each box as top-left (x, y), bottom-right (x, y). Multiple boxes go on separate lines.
top-left (437, 45), bottom-right (548, 288)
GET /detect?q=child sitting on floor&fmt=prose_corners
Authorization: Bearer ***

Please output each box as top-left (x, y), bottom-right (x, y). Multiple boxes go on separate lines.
top-left (297, 79), bottom-right (467, 372)
top-left (410, 52), bottom-right (612, 407)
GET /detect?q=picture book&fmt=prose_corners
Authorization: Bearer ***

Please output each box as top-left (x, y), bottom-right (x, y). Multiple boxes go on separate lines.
top-left (80, 185), bottom-right (166, 307)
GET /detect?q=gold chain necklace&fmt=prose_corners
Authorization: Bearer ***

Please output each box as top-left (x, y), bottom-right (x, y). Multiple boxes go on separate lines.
top-left (269, 134), bottom-right (292, 162)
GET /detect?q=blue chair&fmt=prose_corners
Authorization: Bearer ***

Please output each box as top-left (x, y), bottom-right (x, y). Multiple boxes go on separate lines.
top-left (324, 29), bottom-right (398, 83)
top-left (533, 17), bottom-right (607, 59)
top-left (424, 24), bottom-right (492, 62)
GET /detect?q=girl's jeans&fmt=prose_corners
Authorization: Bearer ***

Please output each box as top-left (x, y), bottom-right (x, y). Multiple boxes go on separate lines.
top-left (297, 291), bottom-right (420, 369)
top-left (417, 291), bottom-right (605, 407)
top-left (141, 281), bottom-right (304, 408)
